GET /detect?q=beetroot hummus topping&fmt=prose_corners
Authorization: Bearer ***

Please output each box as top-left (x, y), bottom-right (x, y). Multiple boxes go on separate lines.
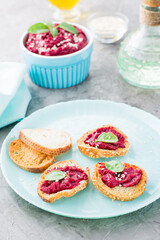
top-left (84, 126), bottom-right (125, 150)
top-left (26, 24), bottom-right (88, 56)
top-left (98, 163), bottom-right (142, 188)
top-left (40, 166), bottom-right (88, 194)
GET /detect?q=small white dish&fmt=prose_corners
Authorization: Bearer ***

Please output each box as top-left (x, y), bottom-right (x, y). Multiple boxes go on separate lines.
top-left (87, 12), bottom-right (128, 43)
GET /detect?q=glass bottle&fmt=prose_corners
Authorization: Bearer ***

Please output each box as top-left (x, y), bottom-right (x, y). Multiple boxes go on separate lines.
top-left (117, 0), bottom-right (160, 89)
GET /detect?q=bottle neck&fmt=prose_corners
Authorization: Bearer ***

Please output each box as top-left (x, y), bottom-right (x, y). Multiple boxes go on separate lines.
top-left (143, 4), bottom-right (160, 12)
top-left (140, 4), bottom-right (160, 26)
top-left (140, 24), bottom-right (160, 36)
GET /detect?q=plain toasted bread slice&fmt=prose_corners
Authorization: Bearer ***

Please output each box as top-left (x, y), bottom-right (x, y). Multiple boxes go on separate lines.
top-left (9, 139), bottom-right (55, 173)
top-left (19, 128), bottom-right (72, 155)
top-left (37, 159), bottom-right (90, 203)
top-left (92, 162), bottom-right (147, 201)
top-left (77, 125), bottom-right (130, 158)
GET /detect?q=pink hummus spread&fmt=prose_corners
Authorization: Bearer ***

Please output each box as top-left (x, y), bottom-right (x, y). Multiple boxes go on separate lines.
top-left (84, 126), bottom-right (125, 150)
top-left (26, 24), bottom-right (88, 56)
top-left (40, 166), bottom-right (88, 194)
top-left (98, 163), bottom-right (142, 188)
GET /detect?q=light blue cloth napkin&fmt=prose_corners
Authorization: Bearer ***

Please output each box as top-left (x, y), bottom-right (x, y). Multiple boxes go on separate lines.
top-left (0, 63), bottom-right (31, 128)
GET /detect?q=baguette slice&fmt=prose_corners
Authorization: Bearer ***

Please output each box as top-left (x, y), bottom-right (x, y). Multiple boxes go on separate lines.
top-left (9, 139), bottom-right (55, 173)
top-left (92, 162), bottom-right (147, 201)
top-left (19, 129), bottom-right (72, 155)
top-left (37, 159), bottom-right (90, 203)
top-left (77, 125), bottom-right (130, 158)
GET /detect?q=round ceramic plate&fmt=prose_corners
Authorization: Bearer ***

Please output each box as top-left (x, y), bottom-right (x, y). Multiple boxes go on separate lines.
top-left (1, 100), bottom-right (160, 219)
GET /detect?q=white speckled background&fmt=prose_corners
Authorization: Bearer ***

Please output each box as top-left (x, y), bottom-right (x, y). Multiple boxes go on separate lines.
top-left (1, 0), bottom-right (160, 239)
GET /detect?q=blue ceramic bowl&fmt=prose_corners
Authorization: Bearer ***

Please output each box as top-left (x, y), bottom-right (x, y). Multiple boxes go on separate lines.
top-left (20, 23), bottom-right (93, 88)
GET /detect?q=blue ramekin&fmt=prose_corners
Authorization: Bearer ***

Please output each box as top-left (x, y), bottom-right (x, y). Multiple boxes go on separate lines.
top-left (20, 23), bottom-right (93, 88)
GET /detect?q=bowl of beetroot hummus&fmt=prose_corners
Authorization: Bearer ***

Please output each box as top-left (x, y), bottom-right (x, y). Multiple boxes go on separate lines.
top-left (20, 22), bottom-right (93, 88)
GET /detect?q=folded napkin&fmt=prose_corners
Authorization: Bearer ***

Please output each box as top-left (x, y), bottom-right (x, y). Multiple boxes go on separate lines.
top-left (0, 63), bottom-right (31, 128)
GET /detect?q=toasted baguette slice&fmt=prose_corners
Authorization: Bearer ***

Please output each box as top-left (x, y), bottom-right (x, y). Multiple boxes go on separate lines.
top-left (9, 139), bottom-right (55, 173)
top-left (92, 162), bottom-right (147, 201)
top-left (77, 125), bottom-right (130, 158)
top-left (19, 129), bottom-right (72, 156)
top-left (37, 159), bottom-right (90, 203)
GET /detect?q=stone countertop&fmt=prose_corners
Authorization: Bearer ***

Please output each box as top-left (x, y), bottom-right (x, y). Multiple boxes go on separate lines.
top-left (1, 0), bottom-right (160, 239)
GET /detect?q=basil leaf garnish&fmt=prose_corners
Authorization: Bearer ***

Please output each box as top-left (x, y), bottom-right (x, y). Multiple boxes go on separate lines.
top-left (27, 22), bottom-right (78, 38)
top-left (48, 25), bottom-right (58, 38)
top-left (105, 161), bottom-right (124, 173)
top-left (27, 23), bottom-right (49, 34)
top-left (95, 132), bottom-right (118, 143)
top-left (45, 170), bottom-right (66, 181)
top-left (58, 22), bottom-right (78, 35)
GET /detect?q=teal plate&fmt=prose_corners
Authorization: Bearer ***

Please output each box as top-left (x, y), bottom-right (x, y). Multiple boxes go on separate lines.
top-left (1, 100), bottom-right (160, 219)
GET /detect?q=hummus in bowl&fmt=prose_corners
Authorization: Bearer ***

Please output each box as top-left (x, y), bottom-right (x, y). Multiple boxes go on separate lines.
top-left (20, 22), bottom-right (93, 88)
top-left (26, 24), bottom-right (88, 56)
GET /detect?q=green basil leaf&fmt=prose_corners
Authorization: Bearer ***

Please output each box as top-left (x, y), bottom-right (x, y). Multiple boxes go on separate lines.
top-left (27, 23), bottom-right (49, 34)
top-left (44, 21), bottom-right (58, 37)
top-left (95, 132), bottom-right (118, 143)
top-left (48, 25), bottom-right (58, 38)
top-left (45, 170), bottom-right (66, 181)
top-left (58, 22), bottom-right (78, 35)
top-left (105, 161), bottom-right (124, 173)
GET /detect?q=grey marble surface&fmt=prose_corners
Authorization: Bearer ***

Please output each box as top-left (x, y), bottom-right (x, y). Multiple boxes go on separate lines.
top-left (1, 0), bottom-right (160, 239)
